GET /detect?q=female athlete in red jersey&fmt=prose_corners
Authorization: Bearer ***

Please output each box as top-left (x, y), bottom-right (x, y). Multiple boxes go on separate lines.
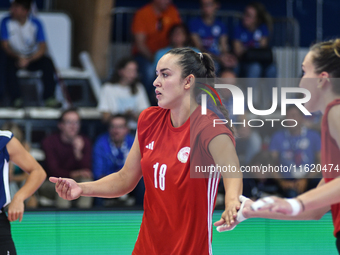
top-left (50, 48), bottom-right (243, 254)
top-left (233, 39), bottom-right (340, 254)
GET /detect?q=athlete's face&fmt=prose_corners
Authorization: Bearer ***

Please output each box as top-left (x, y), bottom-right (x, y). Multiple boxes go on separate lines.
top-left (154, 54), bottom-right (190, 109)
top-left (299, 51), bottom-right (323, 113)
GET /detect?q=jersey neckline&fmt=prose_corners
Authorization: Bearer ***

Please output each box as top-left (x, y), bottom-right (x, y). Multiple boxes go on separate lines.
top-left (165, 106), bottom-right (200, 132)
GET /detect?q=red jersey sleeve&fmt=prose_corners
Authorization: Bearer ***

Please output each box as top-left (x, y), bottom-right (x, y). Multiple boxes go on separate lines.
top-left (200, 112), bottom-right (235, 150)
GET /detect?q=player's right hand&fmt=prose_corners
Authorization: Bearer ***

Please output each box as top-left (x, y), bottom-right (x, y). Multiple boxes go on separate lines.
top-left (49, 177), bottom-right (82, 200)
top-left (215, 195), bottom-right (251, 232)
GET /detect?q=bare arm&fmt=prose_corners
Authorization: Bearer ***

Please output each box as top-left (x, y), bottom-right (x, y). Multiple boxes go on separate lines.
top-left (134, 33), bottom-right (153, 61)
top-left (50, 132), bottom-right (143, 199)
top-left (209, 134), bottom-right (243, 229)
top-left (79, 131), bottom-right (142, 197)
top-left (7, 137), bottom-right (47, 221)
top-left (296, 178), bottom-right (340, 213)
top-left (244, 178), bottom-right (330, 220)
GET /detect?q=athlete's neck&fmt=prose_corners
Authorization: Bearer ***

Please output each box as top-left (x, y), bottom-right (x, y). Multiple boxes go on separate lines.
top-left (169, 102), bottom-right (199, 127)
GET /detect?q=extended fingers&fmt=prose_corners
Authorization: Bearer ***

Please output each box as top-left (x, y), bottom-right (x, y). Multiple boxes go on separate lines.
top-left (55, 179), bottom-right (70, 199)
top-left (19, 211), bottom-right (23, 222)
top-left (49, 177), bottom-right (59, 183)
top-left (8, 210), bottom-right (22, 222)
top-left (216, 223), bottom-right (236, 232)
top-left (214, 217), bottom-right (236, 231)
top-left (228, 209), bottom-right (235, 224)
top-left (214, 218), bottom-right (225, 227)
top-left (55, 178), bottom-right (64, 191)
top-left (232, 206), bottom-right (238, 218)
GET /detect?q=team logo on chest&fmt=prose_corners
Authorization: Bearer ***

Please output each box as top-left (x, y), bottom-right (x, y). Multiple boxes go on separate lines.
top-left (177, 147), bottom-right (190, 163)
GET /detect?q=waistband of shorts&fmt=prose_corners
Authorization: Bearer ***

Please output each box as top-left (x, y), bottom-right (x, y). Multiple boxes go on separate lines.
top-left (337, 231), bottom-right (340, 239)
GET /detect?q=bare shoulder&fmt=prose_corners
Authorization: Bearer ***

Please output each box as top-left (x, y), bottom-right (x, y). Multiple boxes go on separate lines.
top-left (328, 105), bottom-right (340, 128)
top-left (328, 105), bottom-right (340, 146)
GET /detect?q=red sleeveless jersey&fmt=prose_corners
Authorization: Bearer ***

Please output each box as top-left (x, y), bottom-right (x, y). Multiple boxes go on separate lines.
top-left (132, 106), bottom-right (235, 255)
top-left (321, 98), bottom-right (340, 237)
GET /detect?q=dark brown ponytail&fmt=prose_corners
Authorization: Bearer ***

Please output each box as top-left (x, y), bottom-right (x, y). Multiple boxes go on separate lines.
top-left (166, 48), bottom-right (234, 134)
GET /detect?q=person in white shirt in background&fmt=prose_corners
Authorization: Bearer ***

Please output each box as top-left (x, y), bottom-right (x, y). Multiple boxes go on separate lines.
top-left (98, 57), bottom-right (150, 130)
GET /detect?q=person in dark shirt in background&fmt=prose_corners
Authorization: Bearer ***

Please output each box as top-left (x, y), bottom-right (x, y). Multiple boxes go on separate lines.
top-left (269, 105), bottom-right (321, 198)
top-left (39, 108), bottom-right (93, 208)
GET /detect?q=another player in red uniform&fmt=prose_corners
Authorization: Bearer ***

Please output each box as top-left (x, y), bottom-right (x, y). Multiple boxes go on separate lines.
top-left (233, 39), bottom-right (340, 254)
top-left (50, 48), bottom-right (243, 254)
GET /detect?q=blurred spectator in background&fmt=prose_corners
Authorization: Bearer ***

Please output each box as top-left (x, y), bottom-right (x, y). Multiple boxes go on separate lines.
top-left (189, 0), bottom-right (237, 74)
top-left (215, 68), bottom-right (239, 122)
top-left (93, 115), bottom-right (134, 179)
top-left (2, 122), bottom-right (38, 208)
top-left (242, 151), bottom-right (278, 200)
top-left (233, 2), bottom-right (276, 79)
top-left (208, 68), bottom-right (240, 122)
top-left (0, 0), bottom-right (59, 108)
top-left (304, 111), bottom-right (322, 132)
top-left (40, 108), bottom-right (93, 208)
top-left (98, 57), bottom-right (150, 130)
top-left (153, 23), bottom-right (199, 70)
top-left (235, 114), bottom-right (262, 166)
top-left (93, 114), bottom-right (144, 206)
top-left (269, 105), bottom-right (321, 198)
top-left (132, 0), bottom-right (181, 104)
